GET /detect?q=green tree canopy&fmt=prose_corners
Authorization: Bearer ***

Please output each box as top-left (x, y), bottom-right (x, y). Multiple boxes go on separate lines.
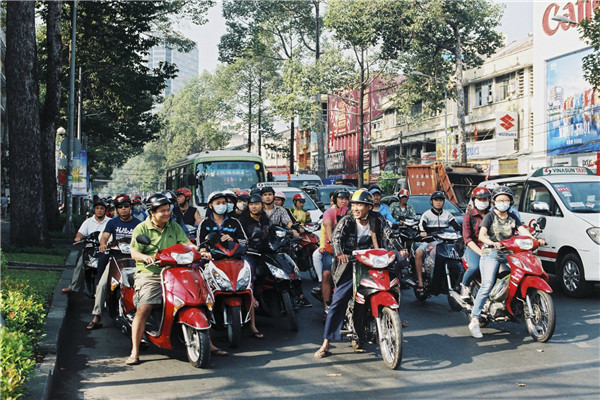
top-left (579, 6), bottom-right (600, 88)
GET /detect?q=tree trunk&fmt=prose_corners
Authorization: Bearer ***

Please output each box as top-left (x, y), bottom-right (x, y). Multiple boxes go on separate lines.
top-left (6, 1), bottom-right (50, 246)
top-left (257, 75), bottom-right (262, 156)
top-left (247, 81), bottom-right (252, 152)
top-left (289, 119), bottom-right (295, 174)
top-left (454, 24), bottom-right (467, 164)
top-left (40, 0), bottom-right (63, 231)
top-left (357, 51), bottom-right (365, 188)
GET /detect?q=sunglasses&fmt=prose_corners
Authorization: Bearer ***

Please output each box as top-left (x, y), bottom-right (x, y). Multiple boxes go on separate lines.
top-left (116, 204), bottom-right (131, 209)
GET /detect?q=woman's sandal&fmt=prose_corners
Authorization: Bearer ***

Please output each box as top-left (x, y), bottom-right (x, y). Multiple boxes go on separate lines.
top-left (314, 348), bottom-right (332, 358)
top-left (211, 348), bottom-right (229, 356)
top-left (86, 321), bottom-right (103, 330)
top-left (249, 330), bottom-right (264, 339)
top-left (416, 285), bottom-right (424, 293)
top-left (125, 356), bottom-right (140, 365)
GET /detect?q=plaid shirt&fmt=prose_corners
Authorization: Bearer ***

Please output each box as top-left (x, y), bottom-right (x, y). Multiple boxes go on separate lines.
top-left (462, 208), bottom-right (486, 248)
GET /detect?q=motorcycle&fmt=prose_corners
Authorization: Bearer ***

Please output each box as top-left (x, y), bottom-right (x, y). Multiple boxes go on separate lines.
top-left (294, 222), bottom-right (320, 282)
top-left (73, 231), bottom-right (102, 298)
top-left (389, 218), bottom-right (420, 288)
top-left (450, 217), bottom-right (555, 342)
top-left (252, 225), bottom-right (302, 332)
top-left (343, 248), bottom-right (403, 370)
top-left (107, 235), bottom-right (215, 368)
top-left (408, 229), bottom-right (465, 310)
top-left (202, 236), bottom-right (253, 348)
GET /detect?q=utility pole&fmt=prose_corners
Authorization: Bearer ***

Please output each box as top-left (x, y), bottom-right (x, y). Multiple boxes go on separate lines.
top-left (357, 50), bottom-right (365, 188)
top-left (63, 0), bottom-right (77, 235)
top-left (314, 0), bottom-right (326, 178)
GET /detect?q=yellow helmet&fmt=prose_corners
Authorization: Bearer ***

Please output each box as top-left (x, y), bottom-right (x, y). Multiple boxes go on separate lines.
top-left (350, 189), bottom-right (374, 206)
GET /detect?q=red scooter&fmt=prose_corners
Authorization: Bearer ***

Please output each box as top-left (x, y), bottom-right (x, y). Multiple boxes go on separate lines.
top-left (294, 222), bottom-right (320, 281)
top-left (344, 248), bottom-right (403, 370)
top-left (202, 239), bottom-right (253, 348)
top-left (451, 217), bottom-right (555, 342)
top-left (107, 235), bottom-right (215, 367)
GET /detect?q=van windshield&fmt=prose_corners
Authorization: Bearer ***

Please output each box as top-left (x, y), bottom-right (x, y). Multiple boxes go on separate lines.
top-left (552, 181), bottom-right (600, 213)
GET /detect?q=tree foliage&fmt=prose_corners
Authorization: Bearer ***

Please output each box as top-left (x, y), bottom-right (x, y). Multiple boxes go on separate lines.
top-left (579, 6), bottom-right (600, 88)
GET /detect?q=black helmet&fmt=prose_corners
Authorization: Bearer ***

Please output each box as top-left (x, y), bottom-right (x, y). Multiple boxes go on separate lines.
top-left (250, 187), bottom-right (261, 196)
top-left (332, 188), bottom-right (350, 205)
top-left (492, 186), bottom-right (514, 204)
top-left (162, 190), bottom-right (177, 204)
top-left (260, 186), bottom-right (275, 195)
top-left (350, 189), bottom-right (374, 206)
top-left (249, 194), bottom-right (263, 204)
top-left (368, 184), bottom-right (382, 192)
top-left (93, 199), bottom-right (107, 209)
top-left (146, 192), bottom-right (171, 212)
top-left (430, 191), bottom-right (446, 201)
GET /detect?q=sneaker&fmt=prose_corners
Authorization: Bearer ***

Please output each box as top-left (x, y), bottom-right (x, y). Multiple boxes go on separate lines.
top-left (460, 284), bottom-right (471, 301)
top-left (469, 318), bottom-right (483, 338)
top-left (296, 297), bottom-right (312, 308)
top-left (324, 305), bottom-right (330, 314)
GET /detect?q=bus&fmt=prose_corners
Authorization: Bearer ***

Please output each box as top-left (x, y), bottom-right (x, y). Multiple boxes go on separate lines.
top-left (165, 150), bottom-right (267, 210)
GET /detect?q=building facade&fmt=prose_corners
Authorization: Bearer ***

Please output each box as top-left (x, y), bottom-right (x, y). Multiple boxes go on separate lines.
top-left (147, 42), bottom-right (199, 99)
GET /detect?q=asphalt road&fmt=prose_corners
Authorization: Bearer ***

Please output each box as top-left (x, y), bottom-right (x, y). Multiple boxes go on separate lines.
top-left (51, 275), bottom-right (600, 400)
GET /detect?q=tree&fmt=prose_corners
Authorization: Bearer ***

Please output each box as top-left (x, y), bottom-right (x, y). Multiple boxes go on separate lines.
top-left (579, 6), bottom-right (600, 88)
top-left (382, 0), bottom-right (503, 164)
top-left (6, 2), bottom-right (50, 246)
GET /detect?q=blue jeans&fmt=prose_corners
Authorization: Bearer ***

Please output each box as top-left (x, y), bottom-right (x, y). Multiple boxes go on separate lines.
top-left (470, 250), bottom-right (505, 319)
top-left (323, 269), bottom-right (353, 341)
top-left (461, 247), bottom-right (480, 286)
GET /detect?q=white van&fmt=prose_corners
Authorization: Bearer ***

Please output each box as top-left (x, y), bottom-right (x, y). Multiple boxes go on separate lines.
top-left (273, 174), bottom-right (323, 189)
top-left (481, 167), bottom-right (600, 297)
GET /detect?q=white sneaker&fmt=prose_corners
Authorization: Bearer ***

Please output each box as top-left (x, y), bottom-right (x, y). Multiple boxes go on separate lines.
top-left (460, 284), bottom-right (471, 301)
top-left (469, 318), bottom-right (483, 338)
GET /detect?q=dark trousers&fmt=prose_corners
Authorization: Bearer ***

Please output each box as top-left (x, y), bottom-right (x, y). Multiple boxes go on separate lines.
top-left (323, 269), bottom-right (353, 341)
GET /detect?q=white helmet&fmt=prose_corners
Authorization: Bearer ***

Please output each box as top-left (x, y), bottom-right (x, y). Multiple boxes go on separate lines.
top-left (274, 191), bottom-right (286, 201)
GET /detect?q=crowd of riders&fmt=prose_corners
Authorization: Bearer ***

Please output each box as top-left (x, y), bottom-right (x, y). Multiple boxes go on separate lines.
top-left (64, 179), bottom-right (542, 364)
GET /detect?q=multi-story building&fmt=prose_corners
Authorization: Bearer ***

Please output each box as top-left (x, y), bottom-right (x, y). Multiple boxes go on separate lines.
top-left (147, 42), bottom-right (199, 99)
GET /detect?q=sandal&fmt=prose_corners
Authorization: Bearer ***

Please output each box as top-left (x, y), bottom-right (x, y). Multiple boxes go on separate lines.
top-left (314, 348), bottom-right (332, 359)
top-left (211, 348), bottom-right (229, 356)
top-left (86, 321), bottom-right (103, 330)
top-left (416, 285), bottom-right (424, 293)
top-left (125, 356), bottom-right (140, 365)
top-left (249, 330), bottom-right (264, 339)
top-left (402, 320), bottom-right (409, 328)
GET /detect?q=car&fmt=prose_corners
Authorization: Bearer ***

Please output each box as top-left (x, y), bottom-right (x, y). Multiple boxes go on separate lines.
top-left (272, 186), bottom-right (324, 223)
top-left (480, 166), bottom-right (600, 297)
top-left (273, 174), bottom-right (322, 189)
top-left (302, 185), bottom-right (355, 210)
top-left (382, 194), bottom-right (464, 226)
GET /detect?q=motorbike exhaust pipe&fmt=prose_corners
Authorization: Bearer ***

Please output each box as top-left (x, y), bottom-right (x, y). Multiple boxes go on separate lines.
top-left (449, 290), bottom-right (471, 311)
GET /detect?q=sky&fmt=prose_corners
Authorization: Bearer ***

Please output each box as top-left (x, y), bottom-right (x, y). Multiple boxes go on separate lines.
top-left (178, 0), bottom-right (535, 74)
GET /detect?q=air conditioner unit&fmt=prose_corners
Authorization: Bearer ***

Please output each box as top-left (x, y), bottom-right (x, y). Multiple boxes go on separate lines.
top-left (487, 95), bottom-right (494, 103)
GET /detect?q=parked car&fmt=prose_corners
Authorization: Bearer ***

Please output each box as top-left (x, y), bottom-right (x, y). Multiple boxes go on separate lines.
top-left (302, 185), bottom-right (355, 211)
top-left (274, 186), bottom-right (324, 223)
top-left (480, 166), bottom-right (600, 297)
top-left (273, 174), bottom-right (322, 189)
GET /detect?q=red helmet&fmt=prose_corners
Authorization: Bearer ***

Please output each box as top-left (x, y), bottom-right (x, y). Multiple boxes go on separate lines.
top-left (293, 193), bottom-right (306, 202)
top-left (398, 189), bottom-right (410, 199)
top-left (237, 190), bottom-right (250, 201)
top-left (114, 194), bottom-right (131, 207)
top-left (176, 187), bottom-right (192, 200)
top-left (132, 195), bottom-right (142, 204)
top-left (471, 187), bottom-right (492, 200)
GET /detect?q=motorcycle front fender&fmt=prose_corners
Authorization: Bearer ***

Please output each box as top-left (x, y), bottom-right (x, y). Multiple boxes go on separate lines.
top-left (177, 307), bottom-right (211, 330)
top-left (519, 276), bottom-right (553, 298)
top-left (369, 291), bottom-right (399, 318)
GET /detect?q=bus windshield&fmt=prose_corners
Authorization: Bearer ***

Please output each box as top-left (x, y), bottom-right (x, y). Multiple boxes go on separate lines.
top-left (195, 160), bottom-right (264, 204)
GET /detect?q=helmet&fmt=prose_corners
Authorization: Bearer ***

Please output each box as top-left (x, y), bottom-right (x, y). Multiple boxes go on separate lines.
top-left (162, 190), bottom-right (177, 204)
top-left (332, 188), bottom-right (350, 204)
top-left (492, 186), bottom-right (514, 204)
top-left (274, 191), bottom-right (286, 200)
top-left (132, 195), bottom-right (142, 204)
top-left (368, 184), bottom-right (382, 195)
top-left (114, 193), bottom-right (131, 207)
top-left (350, 189), bottom-right (374, 206)
top-left (223, 189), bottom-right (237, 201)
top-left (176, 187), bottom-right (192, 200)
top-left (146, 192), bottom-right (171, 212)
top-left (260, 186), bottom-right (275, 195)
top-left (398, 189), bottom-right (410, 199)
top-left (93, 199), bottom-right (107, 209)
top-left (237, 190), bottom-right (250, 201)
top-left (471, 187), bottom-right (492, 200)
top-left (430, 191), bottom-right (446, 201)
top-left (249, 194), bottom-right (263, 204)
top-left (207, 191), bottom-right (226, 204)
top-left (293, 193), bottom-right (305, 203)
top-left (250, 187), bottom-right (261, 196)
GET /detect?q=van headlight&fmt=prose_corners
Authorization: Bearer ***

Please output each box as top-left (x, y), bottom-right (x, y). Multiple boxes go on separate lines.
top-left (587, 227), bottom-right (600, 245)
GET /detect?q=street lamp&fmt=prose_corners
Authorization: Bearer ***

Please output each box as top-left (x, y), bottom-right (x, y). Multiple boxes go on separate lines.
top-left (551, 15), bottom-right (577, 25)
top-left (407, 71), bottom-right (449, 162)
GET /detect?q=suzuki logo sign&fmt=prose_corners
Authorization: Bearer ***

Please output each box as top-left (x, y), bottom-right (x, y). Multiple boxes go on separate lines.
top-left (496, 112), bottom-right (518, 138)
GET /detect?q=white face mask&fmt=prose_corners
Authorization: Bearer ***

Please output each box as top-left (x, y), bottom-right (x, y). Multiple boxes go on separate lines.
top-left (134, 205), bottom-right (142, 212)
top-left (237, 201), bottom-right (247, 211)
top-left (227, 203), bottom-right (234, 213)
top-left (213, 204), bottom-right (227, 215)
top-left (474, 200), bottom-right (489, 211)
top-left (495, 201), bottom-right (511, 212)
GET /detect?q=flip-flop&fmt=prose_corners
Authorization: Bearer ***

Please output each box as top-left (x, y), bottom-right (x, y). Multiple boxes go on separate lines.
top-left (402, 320), bottom-right (409, 328)
top-left (211, 348), bottom-right (229, 356)
top-left (249, 330), bottom-right (264, 339)
top-left (86, 321), bottom-right (103, 330)
top-left (416, 285), bottom-right (424, 293)
top-left (314, 349), bottom-right (332, 359)
top-left (125, 356), bottom-right (140, 365)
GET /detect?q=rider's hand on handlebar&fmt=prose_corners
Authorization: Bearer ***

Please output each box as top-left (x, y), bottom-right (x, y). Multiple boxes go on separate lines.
top-left (292, 230), bottom-right (300, 239)
top-left (492, 241), bottom-right (502, 250)
top-left (200, 250), bottom-right (212, 260)
top-left (142, 255), bottom-right (156, 264)
top-left (99, 244), bottom-right (107, 253)
top-left (337, 254), bottom-right (349, 264)
top-left (538, 238), bottom-right (546, 246)
top-left (400, 250), bottom-right (409, 259)
top-left (221, 234), bottom-right (234, 242)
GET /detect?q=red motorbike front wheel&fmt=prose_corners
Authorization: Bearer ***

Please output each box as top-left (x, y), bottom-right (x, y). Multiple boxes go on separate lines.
top-left (525, 289), bottom-right (555, 343)
top-left (182, 325), bottom-right (211, 368)
top-left (379, 307), bottom-right (403, 370)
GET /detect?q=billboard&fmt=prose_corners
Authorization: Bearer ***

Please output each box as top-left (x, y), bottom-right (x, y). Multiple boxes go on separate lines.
top-left (72, 150), bottom-right (88, 196)
top-left (546, 48), bottom-right (600, 155)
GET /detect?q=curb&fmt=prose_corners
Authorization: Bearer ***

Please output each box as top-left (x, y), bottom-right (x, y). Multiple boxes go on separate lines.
top-left (24, 252), bottom-right (76, 400)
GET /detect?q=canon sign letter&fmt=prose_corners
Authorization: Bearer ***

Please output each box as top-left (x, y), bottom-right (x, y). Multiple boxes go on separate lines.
top-left (542, 0), bottom-right (598, 36)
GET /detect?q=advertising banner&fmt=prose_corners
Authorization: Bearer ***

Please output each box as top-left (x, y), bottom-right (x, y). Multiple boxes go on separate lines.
top-left (326, 150), bottom-right (346, 171)
top-left (377, 146), bottom-right (387, 169)
top-left (72, 150), bottom-right (88, 196)
top-left (546, 48), bottom-right (600, 155)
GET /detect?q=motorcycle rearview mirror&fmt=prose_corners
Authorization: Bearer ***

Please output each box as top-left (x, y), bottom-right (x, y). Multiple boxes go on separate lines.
top-left (206, 232), bottom-right (220, 244)
top-left (136, 234), bottom-right (152, 246)
top-left (536, 216), bottom-right (546, 230)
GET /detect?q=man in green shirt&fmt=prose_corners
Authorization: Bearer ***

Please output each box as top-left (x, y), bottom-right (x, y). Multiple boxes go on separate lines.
top-left (125, 193), bottom-right (220, 365)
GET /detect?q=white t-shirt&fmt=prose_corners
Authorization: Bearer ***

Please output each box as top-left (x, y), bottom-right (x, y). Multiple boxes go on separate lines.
top-left (78, 216), bottom-right (111, 239)
top-left (356, 221), bottom-right (371, 242)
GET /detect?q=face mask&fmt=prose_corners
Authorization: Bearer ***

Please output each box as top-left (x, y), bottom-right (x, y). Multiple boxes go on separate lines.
top-left (495, 201), bottom-right (510, 212)
top-left (134, 205), bottom-right (142, 212)
top-left (237, 201), bottom-right (247, 211)
top-left (169, 204), bottom-right (174, 212)
top-left (213, 204), bottom-right (227, 215)
top-left (474, 200), bottom-right (489, 211)
top-left (227, 203), bottom-right (234, 213)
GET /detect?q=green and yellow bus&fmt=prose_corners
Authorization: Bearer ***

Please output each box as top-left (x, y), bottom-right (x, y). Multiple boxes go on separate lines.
top-left (166, 151), bottom-right (267, 210)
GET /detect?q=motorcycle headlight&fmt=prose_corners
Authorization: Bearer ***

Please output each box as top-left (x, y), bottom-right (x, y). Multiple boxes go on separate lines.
top-left (514, 238), bottom-right (533, 250)
top-left (267, 263), bottom-right (290, 280)
top-left (369, 254), bottom-right (393, 269)
top-left (211, 268), bottom-right (233, 291)
top-left (172, 251), bottom-right (194, 265)
top-left (118, 243), bottom-right (131, 254)
top-left (587, 227), bottom-right (600, 245)
top-left (236, 264), bottom-right (252, 291)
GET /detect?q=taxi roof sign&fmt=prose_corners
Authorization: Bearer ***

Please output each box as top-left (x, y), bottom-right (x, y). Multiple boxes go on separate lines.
top-left (255, 181), bottom-right (288, 188)
top-left (532, 166), bottom-right (595, 177)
